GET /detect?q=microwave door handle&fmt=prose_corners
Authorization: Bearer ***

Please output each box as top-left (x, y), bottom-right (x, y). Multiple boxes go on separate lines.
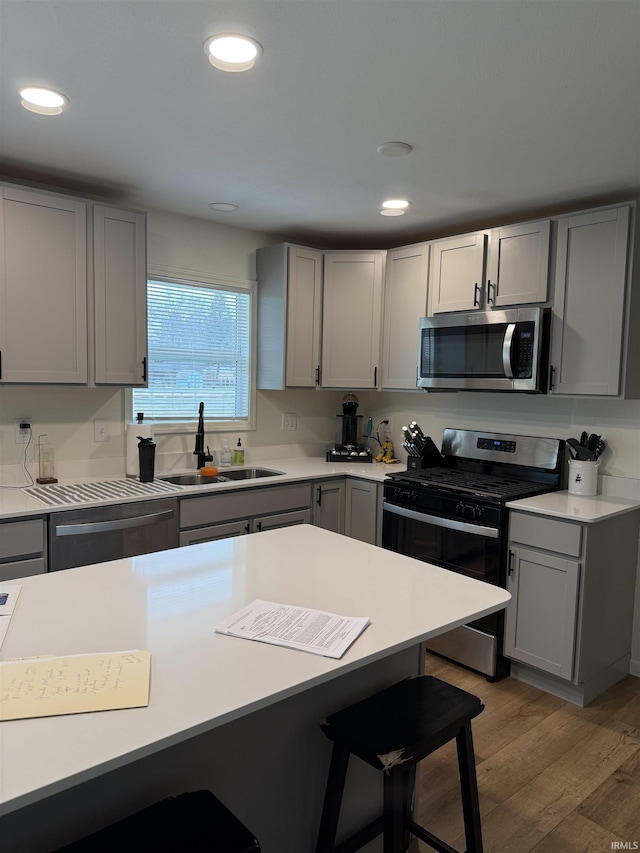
top-left (502, 323), bottom-right (516, 378)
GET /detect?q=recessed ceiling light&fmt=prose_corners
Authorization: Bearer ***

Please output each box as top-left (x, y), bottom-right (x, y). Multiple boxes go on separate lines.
top-left (382, 199), bottom-right (411, 210)
top-left (204, 34), bottom-right (262, 72)
top-left (376, 141), bottom-right (413, 157)
top-left (19, 86), bottom-right (68, 115)
top-left (208, 202), bottom-right (239, 212)
top-left (380, 209), bottom-right (405, 217)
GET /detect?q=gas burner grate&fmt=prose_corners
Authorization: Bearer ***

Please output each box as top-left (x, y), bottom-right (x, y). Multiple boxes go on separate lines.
top-left (396, 467), bottom-right (552, 500)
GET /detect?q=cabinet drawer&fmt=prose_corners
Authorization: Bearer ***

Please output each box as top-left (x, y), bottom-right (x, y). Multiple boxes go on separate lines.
top-left (180, 483), bottom-right (311, 529)
top-left (0, 518), bottom-right (45, 559)
top-left (0, 558), bottom-right (46, 582)
top-left (510, 512), bottom-right (582, 557)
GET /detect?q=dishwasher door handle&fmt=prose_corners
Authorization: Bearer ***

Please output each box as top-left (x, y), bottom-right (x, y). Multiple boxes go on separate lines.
top-left (54, 509), bottom-right (175, 537)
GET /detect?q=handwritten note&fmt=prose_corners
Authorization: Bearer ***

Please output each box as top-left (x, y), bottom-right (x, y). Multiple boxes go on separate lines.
top-left (0, 650), bottom-right (151, 721)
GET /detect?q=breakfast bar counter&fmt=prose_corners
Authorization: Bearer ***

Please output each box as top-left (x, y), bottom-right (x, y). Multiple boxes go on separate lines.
top-left (0, 525), bottom-right (509, 852)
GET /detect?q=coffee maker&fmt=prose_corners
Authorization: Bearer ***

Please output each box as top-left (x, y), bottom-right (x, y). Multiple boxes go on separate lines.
top-left (326, 394), bottom-right (373, 463)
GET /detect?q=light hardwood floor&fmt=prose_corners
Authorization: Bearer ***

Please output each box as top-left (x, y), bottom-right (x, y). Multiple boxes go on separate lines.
top-left (409, 653), bottom-right (640, 853)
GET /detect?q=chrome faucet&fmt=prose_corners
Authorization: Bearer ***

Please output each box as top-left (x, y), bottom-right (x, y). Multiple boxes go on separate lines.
top-left (193, 401), bottom-right (213, 469)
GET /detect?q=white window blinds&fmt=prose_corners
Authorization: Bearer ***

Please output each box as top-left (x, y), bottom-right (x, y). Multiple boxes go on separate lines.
top-left (133, 279), bottom-right (251, 421)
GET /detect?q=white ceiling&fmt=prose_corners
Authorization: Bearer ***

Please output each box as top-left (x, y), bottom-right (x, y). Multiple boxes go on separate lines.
top-left (1, 0), bottom-right (639, 248)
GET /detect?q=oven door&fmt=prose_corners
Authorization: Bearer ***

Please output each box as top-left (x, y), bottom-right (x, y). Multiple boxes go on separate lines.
top-left (382, 498), bottom-right (509, 678)
top-left (382, 501), bottom-right (502, 585)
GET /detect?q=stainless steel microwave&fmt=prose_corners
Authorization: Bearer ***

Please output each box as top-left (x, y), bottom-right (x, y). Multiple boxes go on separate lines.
top-left (418, 307), bottom-right (551, 392)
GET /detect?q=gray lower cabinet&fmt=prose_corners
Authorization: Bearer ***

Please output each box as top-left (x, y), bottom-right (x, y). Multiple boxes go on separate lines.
top-left (178, 483), bottom-right (312, 546)
top-left (312, 477), bottom-right (380, 544)
top-left (345, 479), bottom-right (380, 545)
top-left (312, 479), bottom-right (346, 535)
top-left (0, 516), bottom-right (47, 580)
top-left (506, 508), bottom-right (640, 704)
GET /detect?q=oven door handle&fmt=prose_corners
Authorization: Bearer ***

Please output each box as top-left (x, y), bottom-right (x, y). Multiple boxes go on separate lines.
top-left (383, 501), bottom-right (500, 539)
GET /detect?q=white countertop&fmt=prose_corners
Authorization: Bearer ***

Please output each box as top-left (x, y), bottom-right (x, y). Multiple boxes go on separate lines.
top-left (0, 457), bottom-right (405, 520)
top-left (0, 524), bottom-right (510, 815)
top-left (507, 489), bottom-right (640, 522)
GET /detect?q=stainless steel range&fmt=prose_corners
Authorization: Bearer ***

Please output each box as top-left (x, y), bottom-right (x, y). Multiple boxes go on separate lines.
top-left (382, 428), bottom-right (565, 680)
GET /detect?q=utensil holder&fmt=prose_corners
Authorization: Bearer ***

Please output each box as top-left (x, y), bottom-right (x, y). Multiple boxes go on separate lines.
top-left (568, 458), bottom-right (599, 496)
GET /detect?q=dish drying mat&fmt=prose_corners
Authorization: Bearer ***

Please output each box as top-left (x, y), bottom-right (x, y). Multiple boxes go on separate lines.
top-left (24, 479), bottom-right (184, 507)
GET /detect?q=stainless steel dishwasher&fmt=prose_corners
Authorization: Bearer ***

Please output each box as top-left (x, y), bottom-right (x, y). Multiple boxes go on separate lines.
top-left (48, 498), bottom-right (179, 571)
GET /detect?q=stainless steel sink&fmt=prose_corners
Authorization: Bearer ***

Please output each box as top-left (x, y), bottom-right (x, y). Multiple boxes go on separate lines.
top-left (160, 468), bottom-right (283, 486)
top-left (221, 467), bottom-right (284, 480)
top-left (160, 473), bottom-right (230, 486)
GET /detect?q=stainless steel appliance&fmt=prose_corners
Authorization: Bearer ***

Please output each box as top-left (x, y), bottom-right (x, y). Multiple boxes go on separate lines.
top-left (48, 497), bottom-right (179, 571)
top-left (382, 428), bottom-right (565, 679)
top-left (417, 307), bottom-right (551, 392)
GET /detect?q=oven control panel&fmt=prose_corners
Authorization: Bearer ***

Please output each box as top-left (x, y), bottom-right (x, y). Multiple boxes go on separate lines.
top-left (477, 438), bottom-right (516, 453)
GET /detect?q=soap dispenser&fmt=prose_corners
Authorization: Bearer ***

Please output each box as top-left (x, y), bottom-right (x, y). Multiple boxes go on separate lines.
top-left (233, 437), bottom-right (245, 466)
top-left (220, 439), bottom-right (232, 467)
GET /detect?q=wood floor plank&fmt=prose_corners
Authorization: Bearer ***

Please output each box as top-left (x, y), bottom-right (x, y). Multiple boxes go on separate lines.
top-left (578, 748), bottom-right (640, 839)
top-left (528, 810), bottom-right (627, 853)
top-left (472, 689), bottom-right (565, 760)
top-left (473, 705), bottom-right (601, 803)
top-left (472, 717), bottom-right (639, 852)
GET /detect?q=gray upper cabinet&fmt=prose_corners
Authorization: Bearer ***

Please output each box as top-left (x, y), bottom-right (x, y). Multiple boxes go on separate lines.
top-left (381, 243), bottom-right (429, 389)
top-left (257, 243), bottom-right (323, 389)
top-left (321, 251), bottom-right (384, 388)
top-left (549, 204), bottom-right (639, 398)
top-left (486, 219), bottom-right (550, 307)
top-left (257, 244), bottom-right (384, 389)
top-left (428, 231), bottom-right (487, 314)
top-left (93, 205), bottom-right (147, 386)
top-left (0, 185), bottom-right (88, 383)
top-left (0, 184), bottom-right (147, 387)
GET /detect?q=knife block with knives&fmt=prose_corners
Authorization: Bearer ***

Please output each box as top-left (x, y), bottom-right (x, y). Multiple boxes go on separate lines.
top-left (402, 422), bottom-right (443, 470)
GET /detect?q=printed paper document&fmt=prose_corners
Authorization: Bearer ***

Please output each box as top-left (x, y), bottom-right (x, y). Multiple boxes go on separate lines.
top-left (215, 600), bottom-right (370, 658)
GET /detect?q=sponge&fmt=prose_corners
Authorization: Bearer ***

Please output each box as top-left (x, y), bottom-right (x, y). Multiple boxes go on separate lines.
top-left (200, 466), bottom-right (219, 477)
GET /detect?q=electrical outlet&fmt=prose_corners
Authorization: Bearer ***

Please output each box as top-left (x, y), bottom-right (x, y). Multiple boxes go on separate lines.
top-left (94, 419), bottom-right (110, 443)
top-left (14, 419), bottom-right (32, 444)
top-left (281, 413), bottom-right (297, 431)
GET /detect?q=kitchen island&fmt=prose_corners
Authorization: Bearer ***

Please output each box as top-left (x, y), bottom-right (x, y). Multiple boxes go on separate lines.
top-left (0, 525), bottom-right (509, 853)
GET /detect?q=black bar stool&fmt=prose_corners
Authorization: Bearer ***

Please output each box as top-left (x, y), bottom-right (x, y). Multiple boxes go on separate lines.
top-left (315, 676), bottom-right (485, 853)
top-left (53, 790), bottom-right (260, 852)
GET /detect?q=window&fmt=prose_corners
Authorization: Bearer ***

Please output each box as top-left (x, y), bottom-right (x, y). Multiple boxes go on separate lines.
top-left (132, 277), bottom-right (253, 427)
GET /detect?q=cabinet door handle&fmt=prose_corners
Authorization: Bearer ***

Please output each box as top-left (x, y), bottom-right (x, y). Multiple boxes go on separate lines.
top-left (508, 550), bottom-right (515, 577)
top-left (255, 521), bottom-right (262, 532)
top-left (316, 486), bottom-right (322, 507)
top-left (487, 280), bottom-right (495, 305)
top-left (315, 365), bottom-right (320, 386)
top-left (142, 356), bottom-right (147, 383)
top-left (244, 523), bottom-right (251, 534)
top-left (473, 283), bottom-right (481, 307)
top-left (374, 366), bottom-right (378, 386)
top-left (0, 350), bottom-right (2, 380)
top-left (549, 364), bottom-right (555, 391)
